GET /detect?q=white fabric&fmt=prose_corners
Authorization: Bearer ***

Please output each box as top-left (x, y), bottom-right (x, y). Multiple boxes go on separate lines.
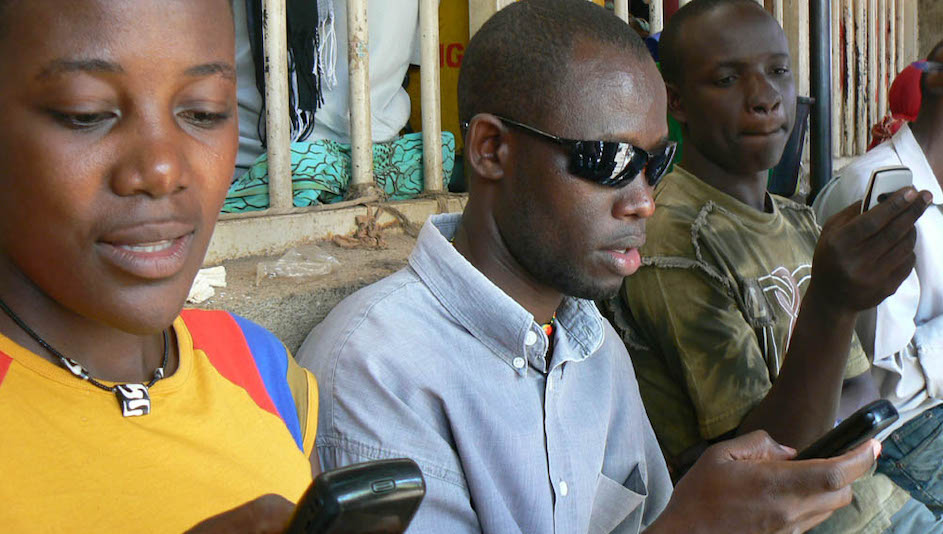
top-left (814, 124), bottom-right (943, 439)
top-left (233, 0), bottom-right (422, 174)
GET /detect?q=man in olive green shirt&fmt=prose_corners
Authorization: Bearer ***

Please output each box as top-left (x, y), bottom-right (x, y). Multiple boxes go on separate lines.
top-left (602, 1), bottom-right (938, 532)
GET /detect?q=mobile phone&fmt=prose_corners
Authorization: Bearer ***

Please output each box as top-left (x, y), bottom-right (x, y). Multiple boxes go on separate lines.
top-left (861, 165), bottom-right (914, 213)
top-left (285, 458), bottom-right (426, 534)
top-left (795, 399), bottom-right (898, 460)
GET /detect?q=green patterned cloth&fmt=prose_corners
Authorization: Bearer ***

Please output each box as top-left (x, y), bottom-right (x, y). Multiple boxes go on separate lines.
top-left (223, 131), bottom-right (455, 213)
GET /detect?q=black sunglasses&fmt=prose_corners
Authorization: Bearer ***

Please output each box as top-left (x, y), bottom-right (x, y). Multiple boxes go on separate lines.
top-left (463, 116), bottom-right (677, 188)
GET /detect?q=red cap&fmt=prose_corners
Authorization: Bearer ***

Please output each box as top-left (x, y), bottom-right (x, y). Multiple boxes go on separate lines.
top-left (888, 64), bottom-right (923, 121)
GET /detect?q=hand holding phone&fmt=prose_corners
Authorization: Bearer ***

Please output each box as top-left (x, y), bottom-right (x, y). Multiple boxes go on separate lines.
top-left (795, 399), bottom-right (898, 460)
top-left (861, 165), bottom-right (914, 213)
top-left (285, 458), bottom-right (425, 534)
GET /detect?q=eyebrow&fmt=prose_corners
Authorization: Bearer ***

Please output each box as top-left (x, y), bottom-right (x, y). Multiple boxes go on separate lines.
top-left (35, 59), bottom-right (236, 81)
top-left (36, 59), bottom-right (123, 80)
top-left (713, 53), bottom-right (792, 69)
top-left (184, 62), bottom-right (237, 81)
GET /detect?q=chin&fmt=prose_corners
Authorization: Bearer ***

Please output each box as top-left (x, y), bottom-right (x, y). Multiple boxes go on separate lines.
top-left (101, 288), bottom-right (190, 336)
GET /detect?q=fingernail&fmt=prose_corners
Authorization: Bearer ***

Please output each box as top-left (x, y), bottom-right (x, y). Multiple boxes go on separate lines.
top-left (904, 188), bottom-right (917, 201)
top-left (872, 440), bottom-right (882, 460)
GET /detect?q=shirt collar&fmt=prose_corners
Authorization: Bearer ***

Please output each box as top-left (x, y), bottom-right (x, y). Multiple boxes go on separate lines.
top-left (893, 124), bottom-right (943, 205)
top-left (408, 214), bottom-right (605, 375)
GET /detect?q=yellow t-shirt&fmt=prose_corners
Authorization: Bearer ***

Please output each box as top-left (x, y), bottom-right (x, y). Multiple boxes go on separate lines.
top-left (0, 309), bottom-right (318, 533)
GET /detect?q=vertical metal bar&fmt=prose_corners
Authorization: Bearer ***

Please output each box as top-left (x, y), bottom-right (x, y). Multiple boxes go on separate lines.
top-left (262, 0), bottom-right (293, 212)
top-left (347, 0), bottom-right (374, 189)
top-left (421, 0), bottom-right (443, 193)
top-left (809, 0), bottom-right (833, 201)
top-left (831, 0), bottom-right (842, 156)
top-left (649, 0), bottom-right (664, 34)
top-left (614, 0), bottom-right (629, 23)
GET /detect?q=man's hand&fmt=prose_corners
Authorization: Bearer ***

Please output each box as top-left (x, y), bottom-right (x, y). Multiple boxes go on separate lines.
top-left (183, 494), bottom-right (295, 534)
top-left (647, 431), bottom-right (879, 534)
top-left (810, 187), bottom-right (931, 312)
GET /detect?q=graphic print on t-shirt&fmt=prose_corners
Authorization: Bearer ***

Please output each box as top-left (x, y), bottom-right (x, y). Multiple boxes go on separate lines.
top-left (757, 264), bottom-right (812, 369)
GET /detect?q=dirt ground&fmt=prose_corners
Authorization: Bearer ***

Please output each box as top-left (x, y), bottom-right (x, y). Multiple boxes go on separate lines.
top-left (195, 233), bottom-right (417, 353)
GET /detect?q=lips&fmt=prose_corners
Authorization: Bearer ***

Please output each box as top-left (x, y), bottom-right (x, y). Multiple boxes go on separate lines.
top-left (603, 236), bottom-right (645, 277)
top-left (741, 122), bottom-right (788, 138)
top-left (97, 221), bottom-right (196, 280)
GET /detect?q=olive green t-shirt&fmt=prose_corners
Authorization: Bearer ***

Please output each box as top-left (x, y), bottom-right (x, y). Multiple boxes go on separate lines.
top-left (605, 165), bottom-right (870, 461)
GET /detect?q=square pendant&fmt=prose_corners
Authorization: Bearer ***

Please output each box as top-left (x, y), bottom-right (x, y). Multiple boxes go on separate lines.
top-left (115, 384), bottom-right (151, 417)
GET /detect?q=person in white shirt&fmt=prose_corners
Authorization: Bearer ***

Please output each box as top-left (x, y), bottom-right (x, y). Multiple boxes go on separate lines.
top-left (814, 39), bottom-right (943, 515)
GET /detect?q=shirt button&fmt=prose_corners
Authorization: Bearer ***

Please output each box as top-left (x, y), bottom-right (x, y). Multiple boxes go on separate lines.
top-left (559, 481), bottom-right (569, 497)
top-left (524, 330), bottom-right (538, 346)
top-left (513, 357), bottom-right (526, 369)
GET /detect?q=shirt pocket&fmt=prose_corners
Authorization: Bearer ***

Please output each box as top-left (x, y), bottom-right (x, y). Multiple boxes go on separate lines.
top-left (588, 468), bottom-right (647, 534)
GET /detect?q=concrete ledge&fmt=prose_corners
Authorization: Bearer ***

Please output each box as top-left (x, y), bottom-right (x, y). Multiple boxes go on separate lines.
top-left (199, 234), bottom-right (418, 353)
top-left (205, 194), bottom-right (467, 265)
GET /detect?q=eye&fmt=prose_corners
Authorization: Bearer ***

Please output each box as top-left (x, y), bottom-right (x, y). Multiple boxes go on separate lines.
top-left (48, 110), bottom-right (116, 130)
top-left (772, 66), bottom-right (791, 76)
top-left (714, 75), bottom-right (737, 87)
top-left (178, 109), bottom-right (231, 129)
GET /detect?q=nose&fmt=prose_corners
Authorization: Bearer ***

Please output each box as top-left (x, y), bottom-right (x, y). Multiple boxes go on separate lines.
top-left (110, 119), bottom-right (187, 198)
top-left (613, 178), bottom-right (655, 220)
top-left (745, 73), bottom-right (782, 116)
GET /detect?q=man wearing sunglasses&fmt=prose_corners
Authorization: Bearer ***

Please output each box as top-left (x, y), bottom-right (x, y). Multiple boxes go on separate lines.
top-left (813, 39), bottom-right (943, 516)
top-left (298, 1), bottom-right (883, 532)
top-left (603, 0), bottom-right (937, 531)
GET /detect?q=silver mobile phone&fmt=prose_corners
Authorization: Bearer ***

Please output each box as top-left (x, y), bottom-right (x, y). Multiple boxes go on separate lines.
top-left (861, 165), bottom-right (914, 213)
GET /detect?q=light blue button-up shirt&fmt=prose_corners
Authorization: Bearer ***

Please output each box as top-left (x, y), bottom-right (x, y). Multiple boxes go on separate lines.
top-left (298, 214), bottom-right (672, 533)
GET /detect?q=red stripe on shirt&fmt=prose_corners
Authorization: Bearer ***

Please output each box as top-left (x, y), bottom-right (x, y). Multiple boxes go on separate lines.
top-left (180, 309), bottom-right (279, 417)
top-left (0, 352), bottom-right (11, 388)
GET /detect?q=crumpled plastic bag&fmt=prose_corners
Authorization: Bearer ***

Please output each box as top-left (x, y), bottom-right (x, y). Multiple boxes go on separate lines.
top-left (256, 245), bottom-right (341, 286)
top-left (187, 266), bottom-right (227, 304)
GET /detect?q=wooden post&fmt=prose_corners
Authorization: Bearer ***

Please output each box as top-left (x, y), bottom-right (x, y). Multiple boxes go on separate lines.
top-left (868, 0), bottom-right (878, 134)
top-left (855, 0), bottom-right (867, 154)
top-left (420, 0), bottom-right (444, 193)
top-left (614, 0), bottom-right (629, 23)
top-left (347, 0), bottom-right (375, 195)
top-left (888, 0), bottom-right (896, 81)
top-left (831, 0), bottom-right (842, 157)
top-left (772, 0), bottom-right (784, 27)
top-left (469, 0), bottom-right (514, 37)
top-left (896, 0), bottom-right (906, 75)
top-left (262, 0), bottom-right (293, 212)
top-left (649, 0), bottom-right (664, 33)
top-left (878, 0), bottom-right (887, 119)
top-left (843, 0), bottom-right (855, 156)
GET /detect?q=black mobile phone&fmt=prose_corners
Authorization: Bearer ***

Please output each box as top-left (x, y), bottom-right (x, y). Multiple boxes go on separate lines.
top-left (795, 399), bottom-right (898, 461)
top-left (284, 458), bottom-right (426, 534)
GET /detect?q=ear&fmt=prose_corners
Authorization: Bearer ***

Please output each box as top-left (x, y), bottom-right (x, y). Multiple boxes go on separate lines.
top-left (465, 114), bottom-right (510, 183)
top-left (666, 82), bottom-right (687, 125)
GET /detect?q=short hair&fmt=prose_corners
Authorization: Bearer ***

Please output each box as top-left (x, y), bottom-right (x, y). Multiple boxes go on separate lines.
top-left (659, 0), bottom-right (770, 85)
top-left (458, 0), bottom-right (649, 127)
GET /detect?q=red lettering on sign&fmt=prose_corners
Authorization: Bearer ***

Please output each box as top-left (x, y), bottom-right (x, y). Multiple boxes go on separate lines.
top-left (439, 43), bottom-right (466, 68)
